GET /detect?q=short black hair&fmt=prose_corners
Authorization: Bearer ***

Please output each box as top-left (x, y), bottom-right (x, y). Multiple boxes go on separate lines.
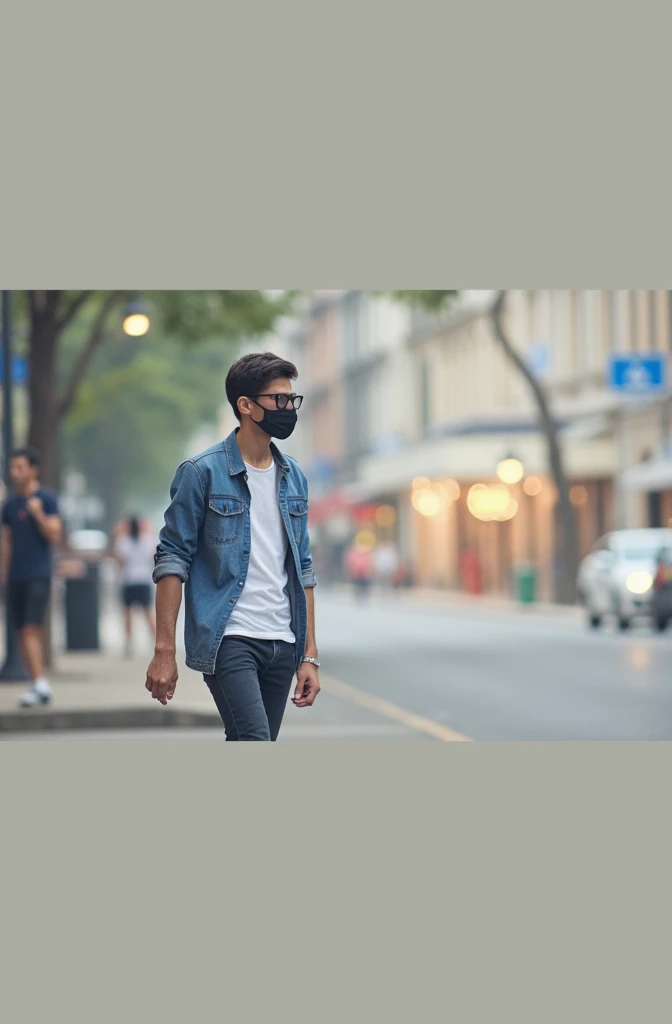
top-left (10, 446), bottom-right (40, 468)
top-left (225, 352), bottom-right (298, 422)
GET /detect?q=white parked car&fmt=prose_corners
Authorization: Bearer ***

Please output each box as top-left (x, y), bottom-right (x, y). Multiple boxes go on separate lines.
top-left (577, 528), bottom-right (672, 631)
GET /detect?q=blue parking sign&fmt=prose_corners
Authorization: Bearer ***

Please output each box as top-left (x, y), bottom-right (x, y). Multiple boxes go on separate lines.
top-left (608, 353), bottom-right (668, 395)
top-left (0, 351), bottom-right (28, 385)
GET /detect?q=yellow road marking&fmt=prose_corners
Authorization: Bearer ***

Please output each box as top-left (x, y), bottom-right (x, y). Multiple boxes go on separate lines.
top-left (319, 674), bottom-right (472, 742)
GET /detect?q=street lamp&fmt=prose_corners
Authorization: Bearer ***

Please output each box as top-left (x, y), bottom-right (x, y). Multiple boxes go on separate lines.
top-left (496, 455), bottom-right (525, 485)
top-left (122, 298), bottom-right (151, 338)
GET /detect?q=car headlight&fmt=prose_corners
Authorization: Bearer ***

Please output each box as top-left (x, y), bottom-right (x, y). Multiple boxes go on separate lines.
top-left (626, 571), bottom-right (654, 595)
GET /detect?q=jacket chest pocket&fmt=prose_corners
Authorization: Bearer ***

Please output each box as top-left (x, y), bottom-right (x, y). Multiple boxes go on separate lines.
top-left (288, 497), bottom-right (308, 544)
top-left (206, 495), bottom-right (245, 546)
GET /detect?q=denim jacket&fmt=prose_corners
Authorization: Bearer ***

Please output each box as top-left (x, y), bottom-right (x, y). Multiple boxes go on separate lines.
top-left (152, 428), bottom-right (317, 676)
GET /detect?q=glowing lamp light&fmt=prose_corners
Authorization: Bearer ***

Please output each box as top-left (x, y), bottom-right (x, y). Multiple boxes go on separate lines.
top-left (122, 313), bottom-right (150, 337)
top-left (122, 298), bottom-right (151, 337)
top-left (467, 483), bottom-right (518, 523)
top-left (570, 485), bottom-right (588, 507)
top-left (626, 571), bottom-right (653, 595)
top-left (523, 476), bottom-right (543, 497)
top-left (411, 488), bottom-right (442, 518)
top-left (496, 457), bottom-right (524, 485)
top-left (442, 478), bottom-right (461, 502)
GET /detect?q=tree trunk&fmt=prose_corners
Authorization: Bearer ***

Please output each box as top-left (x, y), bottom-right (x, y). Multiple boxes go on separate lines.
top-left (490, 291), bottom-right (579, 605)
top-left (27, 301), bottom-right (60, 488)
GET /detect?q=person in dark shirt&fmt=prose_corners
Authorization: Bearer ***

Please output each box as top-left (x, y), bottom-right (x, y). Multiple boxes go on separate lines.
top-left (1, 447), bottom-right (62, 707)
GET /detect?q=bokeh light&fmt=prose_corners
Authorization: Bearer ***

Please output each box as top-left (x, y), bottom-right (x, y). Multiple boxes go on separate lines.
top-left (122, 313), bottom-right (151, 337)
top-left (411, 488), bottom-right (442, 517)
top-left (496, 457), bottom-right (524, 485)
top-left (523, 476), bottom-right (543, 497)
top-left (467, 483), bottom-right (518, 522)
top-left (570, 485), bottom-right (588, 507)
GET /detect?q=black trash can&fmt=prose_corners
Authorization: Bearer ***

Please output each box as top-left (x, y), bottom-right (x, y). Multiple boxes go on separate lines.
top-left (64, 561), bottom-right (101, 651)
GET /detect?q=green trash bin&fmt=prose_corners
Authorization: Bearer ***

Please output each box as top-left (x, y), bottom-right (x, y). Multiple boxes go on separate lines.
top-left (517, 564), bottom-right (537, 605)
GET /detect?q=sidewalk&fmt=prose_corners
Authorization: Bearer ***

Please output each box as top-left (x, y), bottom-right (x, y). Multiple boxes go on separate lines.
top-left (0, 648), bottom-right (223, 734)
top-left (0, 586), bottom-right (222, 735)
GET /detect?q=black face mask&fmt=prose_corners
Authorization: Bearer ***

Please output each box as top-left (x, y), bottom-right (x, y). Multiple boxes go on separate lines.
top-left (251, 405), bottom-right (298, 440)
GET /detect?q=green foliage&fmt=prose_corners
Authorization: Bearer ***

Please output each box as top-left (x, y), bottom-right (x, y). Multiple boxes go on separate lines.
top-left (62, 326), bottom-right (238, 513)
top-left (54, 290), bottom-right (296, 516)
top-left (147, 290), bottom-right (294, 344)
top-left (390, 290), bottom-right (459, 311)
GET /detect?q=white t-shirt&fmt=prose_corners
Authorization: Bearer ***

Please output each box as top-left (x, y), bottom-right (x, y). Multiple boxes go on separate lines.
top-left (115, 534), bottom-right (156, 586)
top-left (224, 460), bottom-right (295, 644)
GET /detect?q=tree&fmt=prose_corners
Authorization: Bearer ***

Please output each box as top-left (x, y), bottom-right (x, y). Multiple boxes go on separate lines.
top-left (391, 289), bottom-right (579, 605)
top-left (17, 290), bottom-right (291, 488)
top-left (62, 327), bottom-right (241, 529)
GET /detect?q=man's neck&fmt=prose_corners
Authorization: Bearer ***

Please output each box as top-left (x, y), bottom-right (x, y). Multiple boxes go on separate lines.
top-left (18, 481), bottom-right (39, 499)
top-left (235, 424), bottom-right (274, 470)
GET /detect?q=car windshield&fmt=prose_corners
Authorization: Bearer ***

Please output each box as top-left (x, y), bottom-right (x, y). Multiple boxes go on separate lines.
top-left (621, 547), bottom-right (667, 561)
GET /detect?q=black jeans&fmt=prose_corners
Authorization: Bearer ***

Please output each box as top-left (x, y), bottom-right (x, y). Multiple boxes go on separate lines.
top-left (203, 636), bottom-right (296, 741)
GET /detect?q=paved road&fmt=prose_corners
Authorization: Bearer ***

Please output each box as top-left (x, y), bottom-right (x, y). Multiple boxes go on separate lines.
top-left (29, 585), bottom-right (672, 741)
top-left (314, 589), bottom-right (672, 740)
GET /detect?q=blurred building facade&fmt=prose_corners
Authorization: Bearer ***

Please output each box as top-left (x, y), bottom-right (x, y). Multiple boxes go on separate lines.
top-left (229, 290), bottom-right (672, 600)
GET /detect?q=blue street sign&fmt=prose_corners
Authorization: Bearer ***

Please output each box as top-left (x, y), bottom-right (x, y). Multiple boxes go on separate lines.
top-left (0, 352), bottom-right (27, 386)
top-left (608, 353), bottom-right (668, 395)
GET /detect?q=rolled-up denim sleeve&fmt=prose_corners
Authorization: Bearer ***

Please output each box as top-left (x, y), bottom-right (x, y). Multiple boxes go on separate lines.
top-left (153, 460), bottom-right (205, 584)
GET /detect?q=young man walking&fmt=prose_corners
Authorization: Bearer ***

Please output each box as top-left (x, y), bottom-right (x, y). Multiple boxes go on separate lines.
top-left (1, 447), bottom-right (62, 707)
top-left (145, 353), bottom-right (320, 740)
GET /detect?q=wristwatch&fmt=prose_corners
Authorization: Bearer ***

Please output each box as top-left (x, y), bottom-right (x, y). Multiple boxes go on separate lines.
top-left (302, 656), bottom-right (320, 668)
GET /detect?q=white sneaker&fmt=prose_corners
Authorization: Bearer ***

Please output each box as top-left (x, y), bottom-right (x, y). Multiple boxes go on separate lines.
top-left (19, 681), bottom-right (53, 708)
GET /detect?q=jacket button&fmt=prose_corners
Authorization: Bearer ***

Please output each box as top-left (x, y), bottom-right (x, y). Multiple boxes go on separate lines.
top-left (243, 550), bottom-right (250, 555)
top-left (238, 581), bottom-right (244, 587)
top-left (230, 597), bottom-right (237, 603)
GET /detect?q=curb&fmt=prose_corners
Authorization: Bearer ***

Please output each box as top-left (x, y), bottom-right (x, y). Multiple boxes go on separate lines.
top-left (0, 706), bottom-right (223, 735)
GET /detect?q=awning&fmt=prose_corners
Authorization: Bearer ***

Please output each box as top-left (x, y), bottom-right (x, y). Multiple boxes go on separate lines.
top-left (622, 458), bottom-right (672, 492)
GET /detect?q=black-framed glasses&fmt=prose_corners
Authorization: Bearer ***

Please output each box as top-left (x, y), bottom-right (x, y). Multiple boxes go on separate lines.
top-left (250, 393), bottom-right (304, 410)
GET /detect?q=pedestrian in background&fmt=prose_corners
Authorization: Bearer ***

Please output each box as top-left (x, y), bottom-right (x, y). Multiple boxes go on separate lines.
top-left (0, 447), bottom-right (62, 707)
top-left (373, 539), bottom-right (399, 591)
top-left (113, 515), bottom-right (156, 657)
top-left (345, 539), bottom-right (374, 599)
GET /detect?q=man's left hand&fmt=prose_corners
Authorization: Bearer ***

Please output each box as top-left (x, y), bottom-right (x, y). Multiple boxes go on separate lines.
top-left (292, 661), bottom-right (320, 708)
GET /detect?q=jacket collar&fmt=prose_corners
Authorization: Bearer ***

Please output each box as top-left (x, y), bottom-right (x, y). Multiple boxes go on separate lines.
top-left (223, 428), bottom-right (290, 476)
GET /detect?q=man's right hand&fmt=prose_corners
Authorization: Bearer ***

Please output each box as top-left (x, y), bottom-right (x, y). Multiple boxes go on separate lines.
top-left (145, 649), bottom-right (179, 706)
